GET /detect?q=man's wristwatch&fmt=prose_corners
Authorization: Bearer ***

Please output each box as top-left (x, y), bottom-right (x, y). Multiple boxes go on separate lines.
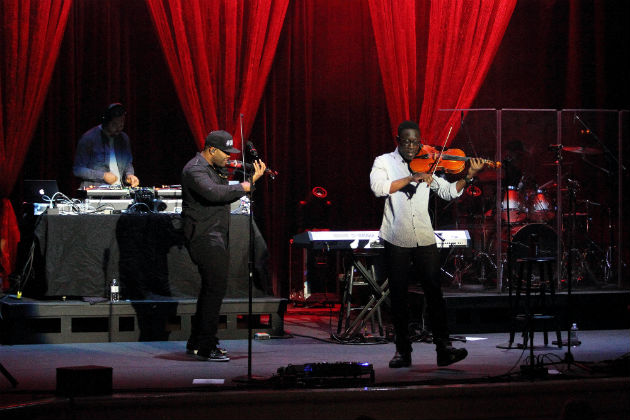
top-left (464, 176), bottom-right (474, 185)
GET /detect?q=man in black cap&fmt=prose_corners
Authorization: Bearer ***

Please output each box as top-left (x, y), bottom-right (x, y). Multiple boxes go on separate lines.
top-left (182, 130), bottom-right (266, 361)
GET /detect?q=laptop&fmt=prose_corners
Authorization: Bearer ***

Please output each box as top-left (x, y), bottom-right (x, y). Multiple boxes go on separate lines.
top-left (23, 180), bottom-right (60, 203)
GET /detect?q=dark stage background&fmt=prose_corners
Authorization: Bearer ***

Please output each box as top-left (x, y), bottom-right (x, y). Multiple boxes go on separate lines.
top-left (9, 0), bottom-right (630, 296)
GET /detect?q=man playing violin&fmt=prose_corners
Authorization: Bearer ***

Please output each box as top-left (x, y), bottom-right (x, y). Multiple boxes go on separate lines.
top-left (182, 130), bottom-right (266, 361)
top-left (370, 120), bottom-right (487, 368)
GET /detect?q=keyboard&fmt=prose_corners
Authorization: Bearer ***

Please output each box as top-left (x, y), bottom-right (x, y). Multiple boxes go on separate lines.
top-left (291, 230), bottom-right (470, 250)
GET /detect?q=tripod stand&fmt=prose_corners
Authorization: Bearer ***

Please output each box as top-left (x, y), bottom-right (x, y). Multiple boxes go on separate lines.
top-left (548, 145), bottom-right (590, 371)
top-left (0, 362), bottom-right (18, 388)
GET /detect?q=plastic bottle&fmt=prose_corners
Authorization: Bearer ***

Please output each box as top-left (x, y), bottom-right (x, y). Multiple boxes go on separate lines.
top-left (569, 322), bottom-right (579, 345)
top-left (110, 278), bottom-right (120, 303)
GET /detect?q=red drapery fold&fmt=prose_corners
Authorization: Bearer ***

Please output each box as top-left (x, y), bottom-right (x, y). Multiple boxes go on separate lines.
top-left (0, 0), bottom-right (73, 286)
top-left (420, 0), bottom-right (516, 146)
top-left (369, 0), bottom-right (515, 145)
top-left (367, 0), bottom-right (420, 129)
top-left (145, 0), bottom-right (289, 150)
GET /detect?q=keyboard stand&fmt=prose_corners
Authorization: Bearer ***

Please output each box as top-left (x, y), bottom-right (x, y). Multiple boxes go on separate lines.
top-left (336, 250), bottom-right (389, 339)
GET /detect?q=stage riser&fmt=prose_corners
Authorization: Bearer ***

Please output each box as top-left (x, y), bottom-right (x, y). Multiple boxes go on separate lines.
top-left (411, 291), bottom-right (629, 334)
top-left (0, 298), bottom-right (287, 345)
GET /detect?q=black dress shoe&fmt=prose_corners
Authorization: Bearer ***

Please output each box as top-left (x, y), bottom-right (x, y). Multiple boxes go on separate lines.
top-left (186, 345), bottom-right (228, 356)
top-left (437, 346), bottom-right (468, 367)
top-left (195, 348), bottom-right (230, 362)
top-left (389, 352), bottom-right (411, 368)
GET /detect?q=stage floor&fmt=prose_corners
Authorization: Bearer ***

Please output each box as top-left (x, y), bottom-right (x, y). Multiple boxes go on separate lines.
top-left (1, 305), bottom-right (628, 388)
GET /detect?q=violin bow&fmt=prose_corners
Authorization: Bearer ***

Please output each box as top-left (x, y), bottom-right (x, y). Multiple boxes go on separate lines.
top-left (428, 125), bottom-right (453, 178)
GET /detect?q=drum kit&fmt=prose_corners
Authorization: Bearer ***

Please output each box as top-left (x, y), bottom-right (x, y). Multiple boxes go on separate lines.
top-left (444, 144), bottom-right (612, 290)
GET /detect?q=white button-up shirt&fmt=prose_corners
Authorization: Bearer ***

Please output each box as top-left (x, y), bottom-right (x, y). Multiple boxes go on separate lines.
top-left (370, 148), bottom-right (463, 247)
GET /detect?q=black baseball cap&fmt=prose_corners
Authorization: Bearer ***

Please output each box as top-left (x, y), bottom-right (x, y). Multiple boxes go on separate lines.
top-left (205, 130), bottom-right (240, 154)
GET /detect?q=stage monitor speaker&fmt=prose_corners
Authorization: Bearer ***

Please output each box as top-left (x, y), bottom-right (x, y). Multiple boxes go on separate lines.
top-left (289, 245), bottom-right (340, 303)
top-left (56, 365), bottom-right (112, 397)
top-left (275, 362), bottom-right (374, 387)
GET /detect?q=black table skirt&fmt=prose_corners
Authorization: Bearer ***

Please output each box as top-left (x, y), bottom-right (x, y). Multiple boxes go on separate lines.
top-left (32, 213), bottom-right (270, 299)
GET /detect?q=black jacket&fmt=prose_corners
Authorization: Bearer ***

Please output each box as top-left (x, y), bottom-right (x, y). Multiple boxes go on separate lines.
top-left (181, 153), bottom-right (245, 248)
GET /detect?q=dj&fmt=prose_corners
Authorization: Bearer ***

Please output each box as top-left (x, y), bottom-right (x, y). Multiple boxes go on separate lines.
top-left (73, 103), bottom-right (140, 189)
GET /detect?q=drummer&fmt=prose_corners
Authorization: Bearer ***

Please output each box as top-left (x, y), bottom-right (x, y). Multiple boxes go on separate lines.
top-left (503, 140), bottom-right (529, 190)
top-left (480, 140), bottom-right (532, 221)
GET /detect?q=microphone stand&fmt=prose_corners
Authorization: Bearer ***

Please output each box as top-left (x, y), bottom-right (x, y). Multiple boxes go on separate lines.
top-left (574, 114), bottom-right (626, 172)
top-left (548, 146), bottom-right (589, 371)
top-left (233, 114), bottom-right (267, 385)
top-left (573, 114), bottom-right (622, 289)
top-left (497, 160), bottom-right (516, 349)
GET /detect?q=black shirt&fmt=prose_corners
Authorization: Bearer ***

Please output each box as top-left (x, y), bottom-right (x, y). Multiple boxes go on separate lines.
top-left (181, 153), bottom-right (245, 248)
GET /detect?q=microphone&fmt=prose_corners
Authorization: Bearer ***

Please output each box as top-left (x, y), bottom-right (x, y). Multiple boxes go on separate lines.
top-left (246, 141), bottom-right (260, 159)
top-left (227, 160), bottom-right (254, 171)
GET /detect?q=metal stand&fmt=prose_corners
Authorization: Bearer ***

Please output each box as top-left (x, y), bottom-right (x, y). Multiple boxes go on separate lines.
top-left (547, 145), bottom-right (589, 371)
top-left (333, 252), bottom-right (389, 340)
top-left (496, 162), bottom-right (520, 350)
top-left (0, 362), bottom-right (18, 388)
top-left (551, 172), bottom-right (582, 353)
top-left (233, 115), bottom-right (268, 385)
top-left (574, 113), bottom-right (625, 287)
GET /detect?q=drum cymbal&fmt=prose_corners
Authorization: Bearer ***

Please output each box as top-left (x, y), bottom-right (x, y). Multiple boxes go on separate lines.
top-left (541, 162), bottom-right (574, 166)
top-left (577, 199), bottom-right (601, 206)
top-left (563, 146), bottom-right (603, 155)
top-left (538, 179), bottom-right (555, 190)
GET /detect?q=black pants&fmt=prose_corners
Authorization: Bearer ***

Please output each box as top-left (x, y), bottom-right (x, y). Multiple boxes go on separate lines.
top-left (384, 241), bottom-right (450, 354)
top-left (187, 238), bottom-right (229, 351)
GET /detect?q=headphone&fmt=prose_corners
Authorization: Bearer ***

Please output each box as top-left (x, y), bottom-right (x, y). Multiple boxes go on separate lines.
top-left (102, 103), bottom-right (126, 124)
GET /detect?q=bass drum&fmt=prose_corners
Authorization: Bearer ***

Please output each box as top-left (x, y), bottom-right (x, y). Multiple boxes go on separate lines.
top-left (509, 223), bottom-right (559, 261)
top-left (507, 224), bottom-right (561, 285)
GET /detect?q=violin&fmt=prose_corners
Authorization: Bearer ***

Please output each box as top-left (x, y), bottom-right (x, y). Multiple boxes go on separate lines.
top-left (409, 144), bottom-right (501, 174)
top-left (227, 160), bottom-right (278, 180)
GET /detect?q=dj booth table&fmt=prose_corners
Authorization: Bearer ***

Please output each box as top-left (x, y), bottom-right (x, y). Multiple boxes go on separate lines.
top-left (32, 213), bottom-right (271, 299)
top-left (0, 213), bottom-right (287, 344)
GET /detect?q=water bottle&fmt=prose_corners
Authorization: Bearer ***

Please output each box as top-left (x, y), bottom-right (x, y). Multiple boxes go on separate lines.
top-left (110, 278), bottom-right (120, 303)
top-left (569, 322), bottom-right (580, 346)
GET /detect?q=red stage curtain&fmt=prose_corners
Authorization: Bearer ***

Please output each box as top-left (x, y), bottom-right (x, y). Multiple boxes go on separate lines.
top-left (252, 0), bottom-right (392, 295)
top-left (0, 0), bottom-right (73, 286)
top-left (145, 0), bottom-right (289, 149)
top-left (369, 0), bottom-right (515, 145)
top-left (367, 0), bottom-right (422, 130)
top-left (420, 0), bottom-right (516, 146)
